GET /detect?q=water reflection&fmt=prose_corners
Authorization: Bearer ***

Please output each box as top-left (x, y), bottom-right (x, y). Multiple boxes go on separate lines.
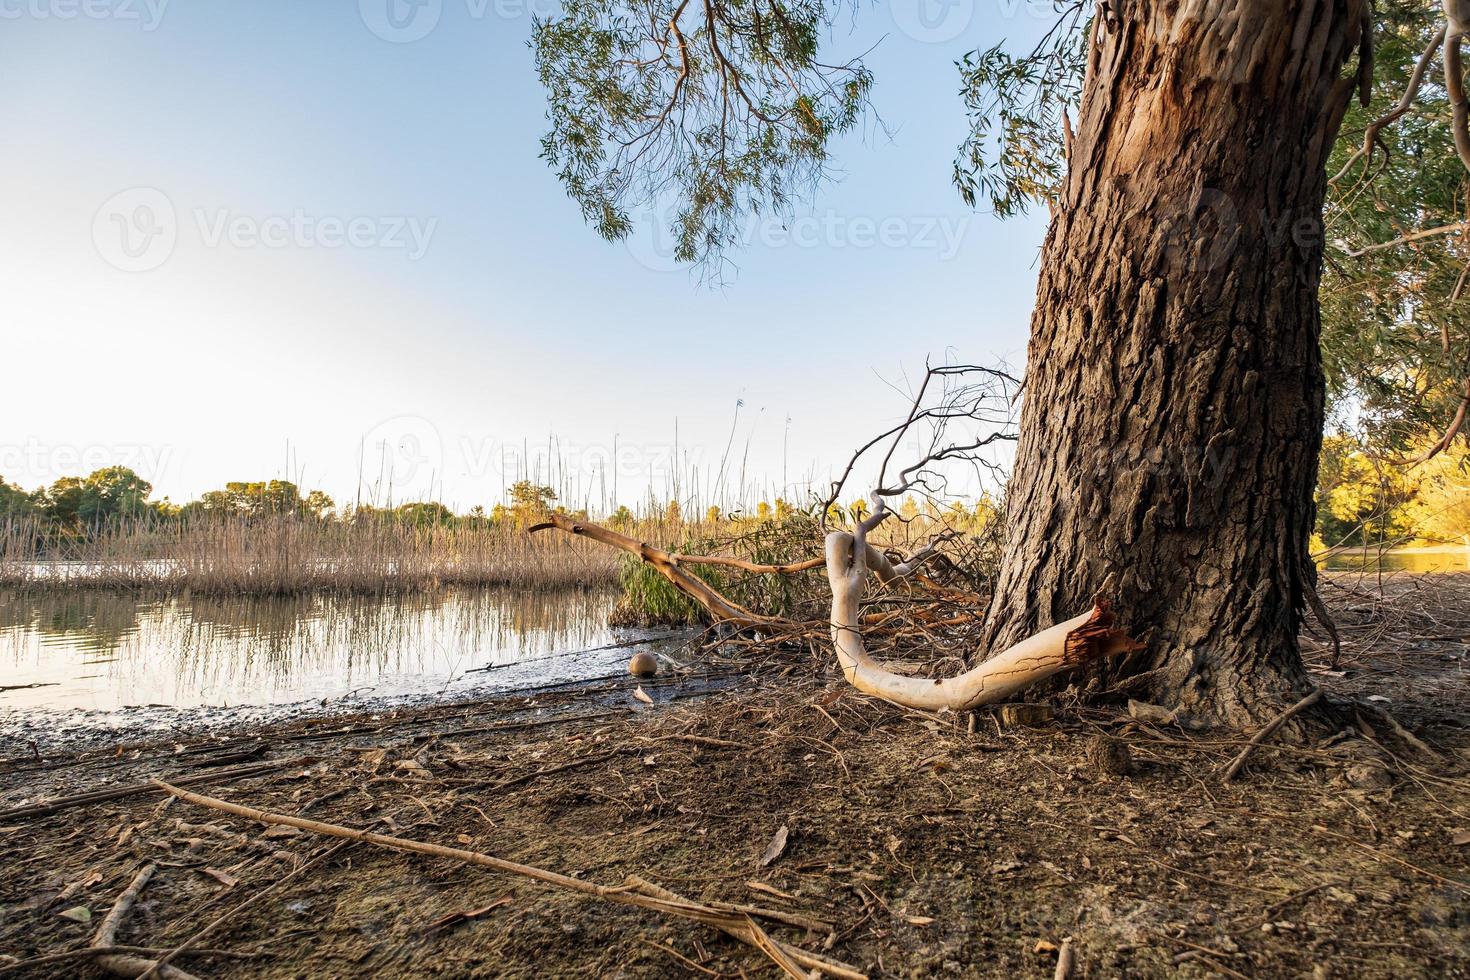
top-left (1321, 548), bottom-right (1470, 574)
top-left (0, 586), bottom-right (622, 712)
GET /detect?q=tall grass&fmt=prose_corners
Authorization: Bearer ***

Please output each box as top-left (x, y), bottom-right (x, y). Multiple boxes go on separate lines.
top-left (0, 498), bottom-right (1005, 610)
top-left (0, 514), bottom-right (645, 595)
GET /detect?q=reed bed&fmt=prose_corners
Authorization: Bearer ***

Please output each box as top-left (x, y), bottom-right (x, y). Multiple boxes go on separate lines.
top-left (0, 515), bottom-right (664, 595)
top-left (0, 504), bottom-right (1004, 612)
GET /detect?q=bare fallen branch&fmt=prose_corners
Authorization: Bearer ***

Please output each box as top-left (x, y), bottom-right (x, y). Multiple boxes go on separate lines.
top-left (91, 863), bottom-right (201, 980)
top-left (529, 512), bottom-right (783, 629)
top-left (825, 531), bottom-right (1139, 711)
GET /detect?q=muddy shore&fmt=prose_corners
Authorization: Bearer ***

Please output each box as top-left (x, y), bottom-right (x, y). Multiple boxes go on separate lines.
top-left (0, 624), bottom-right (692, 759)
top-left (1, 575), bottom-right (1469, 978)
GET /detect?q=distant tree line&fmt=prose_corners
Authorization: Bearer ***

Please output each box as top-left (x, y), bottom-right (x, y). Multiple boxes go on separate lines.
top-left (0, 468), bottom-right (595, 537)
top-left (12, 458), bottom-right (1461, 554)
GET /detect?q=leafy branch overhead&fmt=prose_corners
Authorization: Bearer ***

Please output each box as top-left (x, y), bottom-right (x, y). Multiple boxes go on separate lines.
top-left (1324, 0), bottom-right (1470, 457)
top-left (534, 0), bottom-right (1470, 459)
top-left (533, 0), bottom-right (1095, 259)
top-left (533, 0), bottom-right (872, 267)
top-left (952, 2), bottom-right (1089, 217)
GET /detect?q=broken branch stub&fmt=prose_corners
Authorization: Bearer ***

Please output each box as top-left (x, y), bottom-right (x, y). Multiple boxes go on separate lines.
top-left (825, 531), bottom-right (1139, 711)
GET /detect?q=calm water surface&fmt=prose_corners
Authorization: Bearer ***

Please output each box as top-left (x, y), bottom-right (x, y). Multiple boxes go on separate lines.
top-left (1321, 549), bottom-right (1470, 574)
top-left (0, 586), bottom-right (659, 716)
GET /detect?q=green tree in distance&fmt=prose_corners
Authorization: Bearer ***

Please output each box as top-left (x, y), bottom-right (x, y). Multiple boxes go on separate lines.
top-left (43, 466), bottom-right (154, 529)
top-left (507, 480), bottom-right (557, 527)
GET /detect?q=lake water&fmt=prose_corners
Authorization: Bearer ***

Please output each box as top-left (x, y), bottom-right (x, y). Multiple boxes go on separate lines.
top-left (1321, 548), bottom-right (1470, 574)
top-left (0, 586), bottom-right (674, 719)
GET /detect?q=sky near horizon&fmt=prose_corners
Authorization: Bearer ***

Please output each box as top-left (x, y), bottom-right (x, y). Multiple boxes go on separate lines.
top-left (1, 0), bottom-right (1054, 514)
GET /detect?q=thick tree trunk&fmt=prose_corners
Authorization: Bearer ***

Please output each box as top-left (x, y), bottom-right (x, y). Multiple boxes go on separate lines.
top-left (983, 2), bottom-right (1367, 725)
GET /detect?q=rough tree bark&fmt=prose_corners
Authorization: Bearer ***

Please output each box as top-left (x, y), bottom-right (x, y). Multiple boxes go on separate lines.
top-left (981, 2), bottom-right (1369, 725)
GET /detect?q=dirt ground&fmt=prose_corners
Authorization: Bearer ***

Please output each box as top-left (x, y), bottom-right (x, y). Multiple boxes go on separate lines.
top-left (1, 573), bottom-right (1468, 978)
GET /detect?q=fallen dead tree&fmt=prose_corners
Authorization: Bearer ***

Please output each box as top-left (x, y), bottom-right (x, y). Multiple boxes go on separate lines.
top-left (530, 507), bottom-right (1138, 711)
top-left (533, 364), bottom-right (1142, 710)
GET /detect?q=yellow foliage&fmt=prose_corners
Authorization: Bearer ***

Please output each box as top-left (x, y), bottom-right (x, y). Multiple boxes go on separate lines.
top-left (1400, 452), bottom-right (1470, 544)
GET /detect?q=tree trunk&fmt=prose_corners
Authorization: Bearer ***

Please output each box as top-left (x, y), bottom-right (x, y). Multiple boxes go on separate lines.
top-left (982, 2), bottom-right (1367, 726)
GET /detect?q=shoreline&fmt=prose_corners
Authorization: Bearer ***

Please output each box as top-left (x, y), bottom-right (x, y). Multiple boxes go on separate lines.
top-left (0, 628), bottom-right (699, 762)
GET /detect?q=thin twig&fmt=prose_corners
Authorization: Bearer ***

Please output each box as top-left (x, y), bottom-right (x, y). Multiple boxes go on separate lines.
top-left (1220, 690), bottom-right (1323, 781)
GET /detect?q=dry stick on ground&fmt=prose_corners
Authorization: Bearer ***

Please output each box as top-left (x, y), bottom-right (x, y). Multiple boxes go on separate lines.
top-left (134, 840), bottom-right (355, 980)
top-left (623, 875), bottom-right (862, 980)
top-left (1357, 702), bottom-right (1441, 758)
top-left (151, 780), bottom-right (867, 980)
top-left (0, 945), bottom-right (258, 976)
top-left (90, 862), bottom-right (202, 980)
top-left (0, 757), bottom-right (309, 822)
top-left (1219, 690), bottom-right (1324, 781)
top-left (1053, 937), bottom-right (1075, 980)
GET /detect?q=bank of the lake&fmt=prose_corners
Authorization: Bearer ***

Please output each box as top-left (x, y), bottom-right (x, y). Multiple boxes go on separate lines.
top-left (1321, 544), bottom-right (1470, 573)
top-left (0, 584), bottom-right (694, 755)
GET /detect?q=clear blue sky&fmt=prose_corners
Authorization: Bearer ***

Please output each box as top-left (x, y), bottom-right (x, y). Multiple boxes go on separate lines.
top-left (0, 0), bottom-right (1053, 514)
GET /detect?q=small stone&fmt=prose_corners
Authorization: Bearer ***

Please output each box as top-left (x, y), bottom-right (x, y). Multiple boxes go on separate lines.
top-left (628, 651), bottom-right (658, 678)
